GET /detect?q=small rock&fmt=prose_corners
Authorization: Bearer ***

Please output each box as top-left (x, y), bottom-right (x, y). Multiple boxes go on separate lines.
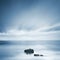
top-left (34, 54), bottom-right (44, 57)
top-left (34, 54), bottom-right (40, 56)
top-left (40, 54), bottom-right (43, 56)
top-left (24, 48), bottom-right (34, 54)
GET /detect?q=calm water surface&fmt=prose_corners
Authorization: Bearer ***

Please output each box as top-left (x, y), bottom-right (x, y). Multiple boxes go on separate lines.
top-left (0, 40), bottom-right (60, 60)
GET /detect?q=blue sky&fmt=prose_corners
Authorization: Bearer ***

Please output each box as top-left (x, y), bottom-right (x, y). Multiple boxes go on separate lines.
top-left (0, 0), bottom-right (60, 40)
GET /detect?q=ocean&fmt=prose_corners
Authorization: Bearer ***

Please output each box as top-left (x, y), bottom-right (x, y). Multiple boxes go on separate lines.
top-left (0, 40), bottom-right (60, 60)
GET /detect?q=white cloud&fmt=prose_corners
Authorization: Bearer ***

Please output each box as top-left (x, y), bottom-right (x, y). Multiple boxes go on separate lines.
top-left (0, 23), bottom-right (60, 41)
top-left (36, 23), bottom-right (60, 32)
top-left (0, 0), bottom-right (60, 41)
top-left (10, 3), bottom-right (58, 31)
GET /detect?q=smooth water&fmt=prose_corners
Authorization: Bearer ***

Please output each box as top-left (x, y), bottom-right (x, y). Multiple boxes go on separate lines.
top-left (0, 40), bottom-right (60, 60)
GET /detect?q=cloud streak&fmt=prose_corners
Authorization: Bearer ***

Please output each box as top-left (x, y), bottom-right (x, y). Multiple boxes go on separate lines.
top-left (0, 23), bottom-right (60, 40)
top-left (0, 0), bottom-right (60, 41)
top-left (0, 0), bottom-right (60, 32)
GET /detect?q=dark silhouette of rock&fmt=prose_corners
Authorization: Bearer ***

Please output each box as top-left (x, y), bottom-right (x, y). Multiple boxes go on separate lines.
top-left (34, 54), bottom-right (44, 57)
top-left (40, 54), bottom-right (43, 56)
top-left (34, 54), bottom-right (39, 56)
top-left (24, 48), bottom-right (34, 54)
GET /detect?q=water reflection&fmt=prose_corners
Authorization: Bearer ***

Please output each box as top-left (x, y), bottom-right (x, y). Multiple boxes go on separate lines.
top-left (0, 40), bottom-right (60, 60)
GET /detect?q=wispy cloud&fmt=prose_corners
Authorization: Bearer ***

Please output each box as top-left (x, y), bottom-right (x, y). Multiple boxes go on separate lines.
top-left (0, 23), bottom-right (60, 40)
top-left (36, 23), bottom-right (60, 32)
top-left (0, 0), bottom-right (60, 40)
top-left (0, 0), bottom-right (60, 32)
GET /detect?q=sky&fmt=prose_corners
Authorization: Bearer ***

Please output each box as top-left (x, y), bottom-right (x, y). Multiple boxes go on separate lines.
top-left (0, 0), bottom-right (60, 40)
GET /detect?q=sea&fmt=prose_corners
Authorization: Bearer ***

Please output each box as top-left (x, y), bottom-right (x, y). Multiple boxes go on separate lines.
top-left (0, 40), bottom-right (60, 60)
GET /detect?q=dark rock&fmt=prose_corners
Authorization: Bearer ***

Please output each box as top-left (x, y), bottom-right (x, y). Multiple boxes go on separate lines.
top-left (34, 54), bottom-right (44, 57)
top-left (40, 54), bottom-right (43, 56)
top-left (24, 48), bottom-right (34, 54)
top-left (34, 54), bottom-right (39, 56)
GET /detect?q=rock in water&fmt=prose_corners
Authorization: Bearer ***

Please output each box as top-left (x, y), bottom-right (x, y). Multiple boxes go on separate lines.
top-left (34, 54), bottom-right (44, 57)
top-left (34, 54), bottom-right (40, 56)
top-left (40, 54), bottom-right (43, 56)
top-left (24, 48), bottom-right (34, 54)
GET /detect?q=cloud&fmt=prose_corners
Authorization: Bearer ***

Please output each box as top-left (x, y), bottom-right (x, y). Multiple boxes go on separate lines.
top-left (0, 0), bottom-right (60, 32)
top-left (47, 23), bottom-right (60, 31)
top-left (0, 23), bottom-right (60, 41)
top-left (0, 0), bottom-right (60, 41)
top-left (36, 23), bottom-right (60, 32)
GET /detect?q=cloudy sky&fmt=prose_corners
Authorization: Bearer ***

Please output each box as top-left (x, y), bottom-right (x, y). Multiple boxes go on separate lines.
top-left (0, 0), bottom-right (60, 40)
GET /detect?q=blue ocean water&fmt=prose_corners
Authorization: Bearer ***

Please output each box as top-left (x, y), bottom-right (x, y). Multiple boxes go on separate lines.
top-left (0, 40), bottom-right (60, 60)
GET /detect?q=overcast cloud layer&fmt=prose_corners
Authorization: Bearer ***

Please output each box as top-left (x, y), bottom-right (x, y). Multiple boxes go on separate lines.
top-left (0, 0), bottom-right (60, 40)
